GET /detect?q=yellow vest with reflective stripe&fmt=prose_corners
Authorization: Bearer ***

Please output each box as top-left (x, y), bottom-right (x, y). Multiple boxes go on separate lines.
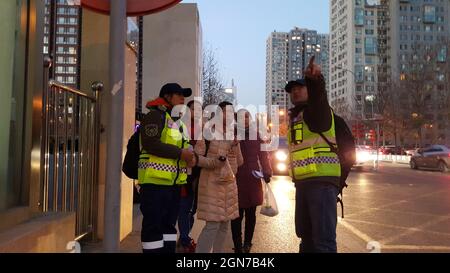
top-left (138, 112), bottom-right (190, 186)
top-left (287, 110), bottom-right (341, 180)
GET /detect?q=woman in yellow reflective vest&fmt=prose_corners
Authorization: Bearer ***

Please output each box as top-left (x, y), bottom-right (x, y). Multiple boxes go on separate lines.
top-left (286, 56), bottom-right (341, 253)
top-left (139, 83), bottom-right (196, 253)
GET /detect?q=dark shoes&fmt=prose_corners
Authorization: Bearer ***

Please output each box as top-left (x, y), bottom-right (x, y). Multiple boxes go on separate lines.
top-left (242, 243), bottom-right (253, 253)
top-left (177, 239), bottom-right (197, 253)
top-left (233, 243), bottom-right (252, 253)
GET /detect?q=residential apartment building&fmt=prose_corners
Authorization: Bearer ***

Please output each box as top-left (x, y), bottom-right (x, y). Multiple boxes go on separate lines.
top-left (44, 0), bottom-right (81, 88)
top-left (266, 28), bottom-right (329, 114)
top-left (329, 0), bottom-right (450, 146)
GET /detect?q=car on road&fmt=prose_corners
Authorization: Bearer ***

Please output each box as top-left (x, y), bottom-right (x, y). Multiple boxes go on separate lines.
top-left (409, 145), bottom-right (450, 173)
top-left (269, 136), bottom-right (289, 175)
top-left (405, 148), bottom-right (420, 156)
top-left (354, 145), bottom-right (374, 170)
top-left (380, 145), bottom-right (406, 155)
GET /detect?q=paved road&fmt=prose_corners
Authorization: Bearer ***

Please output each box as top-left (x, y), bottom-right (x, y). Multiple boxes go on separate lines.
top-left (247, 163), bottom-right (450, 253)
top-left (85, 163), bottom-right (450, 253)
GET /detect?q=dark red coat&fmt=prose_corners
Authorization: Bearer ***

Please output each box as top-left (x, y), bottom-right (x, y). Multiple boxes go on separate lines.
top-left (236, 137), bottom-right (272, 209)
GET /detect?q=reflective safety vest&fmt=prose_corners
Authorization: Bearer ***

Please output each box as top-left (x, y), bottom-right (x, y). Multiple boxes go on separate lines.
top-left (287, 110), bottom-right (341, 180)
top-left (138, 111), bottom-right (191, 186)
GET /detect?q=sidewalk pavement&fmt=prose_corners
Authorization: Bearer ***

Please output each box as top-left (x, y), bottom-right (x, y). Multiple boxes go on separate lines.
top-left (82, 204), bottom-right (235, 253)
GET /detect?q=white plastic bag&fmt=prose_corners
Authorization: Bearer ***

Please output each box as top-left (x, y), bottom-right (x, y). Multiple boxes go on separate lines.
top-left (260, 183), bottom-right (279, 217)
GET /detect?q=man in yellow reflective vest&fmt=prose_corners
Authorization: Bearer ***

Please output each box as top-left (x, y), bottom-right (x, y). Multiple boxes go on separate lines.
top-left (139, 83), bottom-right (196, 253)
top-left (286, 56), bottom-right (341, 253)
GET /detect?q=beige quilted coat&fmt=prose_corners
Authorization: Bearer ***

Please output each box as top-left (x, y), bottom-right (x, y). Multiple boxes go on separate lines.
top-left (195, 139), bottom-right (244, 222)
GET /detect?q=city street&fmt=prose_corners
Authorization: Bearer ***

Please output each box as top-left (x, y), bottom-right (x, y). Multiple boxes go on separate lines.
top-left (249, 163), bottom-right (450, 253)
top-left (102, 163), bottom-right (450, 253)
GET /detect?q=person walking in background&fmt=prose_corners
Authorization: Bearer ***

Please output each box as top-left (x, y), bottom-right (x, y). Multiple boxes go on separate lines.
top-left (195, 102), bottom-right (244, 253)
top-left (231, 109), bottom-right (272, 253)
top-left (177, 100), bottom-right (203, 253)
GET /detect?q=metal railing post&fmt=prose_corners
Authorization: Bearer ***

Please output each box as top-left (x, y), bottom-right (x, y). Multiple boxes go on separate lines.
top-left (91, 81), bottom-right (103, 242)
top-left (41, 57), bottom-right (52, 212)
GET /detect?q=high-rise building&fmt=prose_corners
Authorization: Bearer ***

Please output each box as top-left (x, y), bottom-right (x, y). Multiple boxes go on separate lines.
top-left (390, 0), bottom-right (450, 146)
top-left (318, 33), bottom-right (331, 91)
top-left (329, 0), bottom-right (386, 121)
top-left (266, 28), bottom-right (329, 114)
top-left (44, 0), bottom-right (81, 88)
top-left (266, 31), bottom-right (289, 112)
top-left (329, 0), bottom-right (450, 146)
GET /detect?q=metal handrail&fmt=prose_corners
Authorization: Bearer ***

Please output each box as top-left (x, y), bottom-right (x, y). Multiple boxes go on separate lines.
top-left (49, 80), bottom-right (97, 102)
top-left (41, 57), bottom-right (103, 240)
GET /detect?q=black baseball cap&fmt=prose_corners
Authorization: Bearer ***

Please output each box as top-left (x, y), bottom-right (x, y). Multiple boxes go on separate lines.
top-left (285, 79), bottom-right (306, 93)
top-left (159, 83), bottom-right (192, 98)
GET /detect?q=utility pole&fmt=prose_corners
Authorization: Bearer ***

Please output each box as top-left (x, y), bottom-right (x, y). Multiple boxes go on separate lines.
top-left (104, 0), bottom-right (126, 253)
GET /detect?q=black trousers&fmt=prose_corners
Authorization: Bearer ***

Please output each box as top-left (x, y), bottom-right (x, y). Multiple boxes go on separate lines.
top-left (295, 181), bottom-right (339, 253)
top-left (231, 207), bottom-right (257, 249)
top-left (140, 184), bottom-right (181, 253)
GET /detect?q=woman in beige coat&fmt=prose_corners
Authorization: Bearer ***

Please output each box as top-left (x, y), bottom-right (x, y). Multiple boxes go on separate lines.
top-left (195, 102), bottom-right (244, 253)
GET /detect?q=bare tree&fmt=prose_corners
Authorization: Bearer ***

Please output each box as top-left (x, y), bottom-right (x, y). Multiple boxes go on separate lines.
top-left (383, 42), bottom-right (450, 147)
top-left (202, 46), bottom-right (224, 106)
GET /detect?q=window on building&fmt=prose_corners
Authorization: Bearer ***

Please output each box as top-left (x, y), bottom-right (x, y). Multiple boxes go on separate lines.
top-left (423, 5), bottom-right (436, 23)
top-left (365, 37), bottom-right (377, 55)
top-left (437, 46), bottom-right (447, 62)
top-left (355, 8), bottom-right (364, 26)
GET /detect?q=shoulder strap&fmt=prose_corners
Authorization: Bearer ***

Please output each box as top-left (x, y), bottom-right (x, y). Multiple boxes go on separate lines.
top-left (318, 132), bottom-right (338, 154)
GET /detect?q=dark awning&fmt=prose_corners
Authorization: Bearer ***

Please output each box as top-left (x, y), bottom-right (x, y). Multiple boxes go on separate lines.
top-left (81, 0), bottom-right (182, 16)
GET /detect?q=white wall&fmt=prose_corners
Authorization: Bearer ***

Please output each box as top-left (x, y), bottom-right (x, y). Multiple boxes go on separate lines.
top-left (142, 3), bottom-right (202, 109)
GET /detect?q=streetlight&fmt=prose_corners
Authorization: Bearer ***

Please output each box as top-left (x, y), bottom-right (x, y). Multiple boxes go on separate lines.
top-left (365, 94), bottom-right (375, 119)
top-left (365, 94), bottom-right (383, 171)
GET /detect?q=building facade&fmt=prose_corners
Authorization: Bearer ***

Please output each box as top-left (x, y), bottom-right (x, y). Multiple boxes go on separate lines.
top-left (1, 1), bottom-right (141, 252)
top-left (265, 31), bottom-right (289, 112)
top-left (329, 0), bottom-right (450, 146)
top-left (44, 0), bottom-right (81, 88)
top-left (390, 0), bottom-right (450, 146)
top-left (141, 3), bottom-right (202, 109)
top-left (329, 0), bottom-right (386, 121)
top-left (266, 28), bottom-right (329, 114)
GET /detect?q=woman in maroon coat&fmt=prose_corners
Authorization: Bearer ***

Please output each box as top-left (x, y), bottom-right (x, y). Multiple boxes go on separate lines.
top-left (231, 109), bottom-right (273, 253)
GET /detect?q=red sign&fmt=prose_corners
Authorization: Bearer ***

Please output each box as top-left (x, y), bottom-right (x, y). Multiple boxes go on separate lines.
top-left (352, 123), bottom-right (365, 139)
top-left (81, 0), bottom-right (182, 16)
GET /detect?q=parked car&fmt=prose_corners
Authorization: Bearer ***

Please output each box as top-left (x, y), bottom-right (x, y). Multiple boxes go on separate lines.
top-left (269, 136), bottom-right (289, 175)
top-left (410, 145), bottom-right (450, 173)
top-left (380, 145), bottom-right (406, 155)
top-left (405, 148), bottom-right (420, 156)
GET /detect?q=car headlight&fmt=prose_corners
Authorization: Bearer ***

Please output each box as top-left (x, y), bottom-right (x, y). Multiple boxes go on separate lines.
top-left (277, 163), bottom-right (287, 171)
top-left (275, 151), bottom-right (288, 161)
top-left (356, 151), bottom-right (371, 162)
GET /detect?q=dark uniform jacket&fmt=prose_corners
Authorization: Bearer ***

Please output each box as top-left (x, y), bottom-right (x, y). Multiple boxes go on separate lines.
top-left (140, 97), bottom-right (182, 160)
top-left (289, 74), bottom-right (339, 187)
